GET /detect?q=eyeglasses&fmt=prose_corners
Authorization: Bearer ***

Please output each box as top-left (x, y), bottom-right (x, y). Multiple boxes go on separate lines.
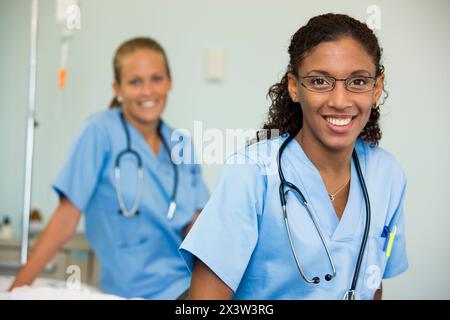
top-left (299, 75), bottom-right (377, 93)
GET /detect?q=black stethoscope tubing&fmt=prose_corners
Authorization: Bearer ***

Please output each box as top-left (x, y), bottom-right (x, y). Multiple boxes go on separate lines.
top-left (277, 133), bottom-right (370, 299)
top-left (115, 111), bottom-right (178, 219)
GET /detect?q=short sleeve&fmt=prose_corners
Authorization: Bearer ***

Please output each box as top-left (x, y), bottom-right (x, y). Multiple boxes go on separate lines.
top-left (52, 120), bottom-right (110, 212)
top-left (179, 153), bottom-right (266, 292)
top-left (383, 176), bottom-right (408, 279)
top-left (192, 164), bottom-right (209, 211)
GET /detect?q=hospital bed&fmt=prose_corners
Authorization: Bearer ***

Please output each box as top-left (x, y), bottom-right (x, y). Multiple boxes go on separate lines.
top-left (0, 275), bottom-right (124, 300)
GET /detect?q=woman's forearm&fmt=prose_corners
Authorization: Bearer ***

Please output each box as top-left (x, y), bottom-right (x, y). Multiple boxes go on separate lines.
top-left (8, 198), bottom-right (81, 290)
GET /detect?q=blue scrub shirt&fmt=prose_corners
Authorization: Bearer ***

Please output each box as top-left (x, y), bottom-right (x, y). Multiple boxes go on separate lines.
top-left (53, 108), bottom-right (209, 299)
top-left (180, 135), bottom-right (408, 299)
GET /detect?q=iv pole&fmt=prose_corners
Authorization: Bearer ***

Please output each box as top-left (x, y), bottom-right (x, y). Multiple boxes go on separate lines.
top-left (20, 0), bottom-right (39, 265)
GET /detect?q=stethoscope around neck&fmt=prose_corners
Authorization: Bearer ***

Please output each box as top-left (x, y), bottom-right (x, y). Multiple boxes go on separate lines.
top-left (277, 133), bottom-right (371, 300)
top-left (114, 111), bottom-right (178, 219)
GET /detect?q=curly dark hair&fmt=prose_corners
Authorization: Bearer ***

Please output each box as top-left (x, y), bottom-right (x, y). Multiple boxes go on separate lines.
top-left (262, 13), bottom-right (386, 146)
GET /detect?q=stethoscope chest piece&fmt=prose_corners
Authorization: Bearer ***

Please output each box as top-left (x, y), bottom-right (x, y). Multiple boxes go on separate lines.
top-left (343, 289), bottom-right (356, 300)
top-left (167, 201), bottom-right (177, 220)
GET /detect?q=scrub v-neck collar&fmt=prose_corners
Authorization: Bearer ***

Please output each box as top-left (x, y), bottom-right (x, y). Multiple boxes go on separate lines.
top-left (281, 136), bottom-right (366, 241)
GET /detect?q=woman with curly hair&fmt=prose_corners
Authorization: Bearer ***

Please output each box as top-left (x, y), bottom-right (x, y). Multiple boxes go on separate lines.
top-left (180, 13), bottom-right (408, 300)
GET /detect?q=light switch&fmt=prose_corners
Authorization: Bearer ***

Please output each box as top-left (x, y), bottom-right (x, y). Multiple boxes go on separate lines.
top-left (206, 48), bottom-right (226, 81)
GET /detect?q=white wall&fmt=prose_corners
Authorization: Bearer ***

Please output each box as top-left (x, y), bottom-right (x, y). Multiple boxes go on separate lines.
top-left (1, 0), bottom-right (449, 299)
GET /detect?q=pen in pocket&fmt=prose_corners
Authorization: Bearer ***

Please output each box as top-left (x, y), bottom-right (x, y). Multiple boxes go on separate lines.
top-left (385, 225), bottom-right (397, 257)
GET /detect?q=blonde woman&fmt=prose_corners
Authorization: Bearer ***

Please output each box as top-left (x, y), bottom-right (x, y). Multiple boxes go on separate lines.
top-left (11, 37), bottom-right (209, 299)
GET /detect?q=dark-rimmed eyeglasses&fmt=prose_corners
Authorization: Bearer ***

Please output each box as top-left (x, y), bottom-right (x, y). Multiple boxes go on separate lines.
top-left (299, 75), bottom-right (377, 93)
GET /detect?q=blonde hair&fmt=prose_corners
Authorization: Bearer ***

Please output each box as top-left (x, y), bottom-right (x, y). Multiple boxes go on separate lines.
top-left (109, 37), bottom-right (171, 108)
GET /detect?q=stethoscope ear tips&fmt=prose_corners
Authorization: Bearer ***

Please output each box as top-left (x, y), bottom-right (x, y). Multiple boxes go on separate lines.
top-left (118, 210), bottom-right (139, 217)
top-left (312, 275), bottom-right (333, 284)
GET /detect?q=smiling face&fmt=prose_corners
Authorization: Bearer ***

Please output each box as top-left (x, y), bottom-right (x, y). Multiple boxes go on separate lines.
top-left (288, 37), bottom-right (384, 152)
top-left (113, 49), bottom-right (172, 126)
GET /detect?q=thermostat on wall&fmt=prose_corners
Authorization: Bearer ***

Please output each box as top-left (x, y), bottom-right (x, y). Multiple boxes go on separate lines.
top-left (206, 48), bottom-right (226, 81)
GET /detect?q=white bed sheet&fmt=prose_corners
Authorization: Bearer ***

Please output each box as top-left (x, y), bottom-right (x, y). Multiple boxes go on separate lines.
top-left (0, 276), bottom-right (125, 300)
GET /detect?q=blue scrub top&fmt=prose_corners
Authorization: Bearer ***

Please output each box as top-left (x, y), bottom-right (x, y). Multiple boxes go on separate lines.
top-left (53, 108), bottom-right (209, 299)
top-left (180, 135), bottom-right (408, 300)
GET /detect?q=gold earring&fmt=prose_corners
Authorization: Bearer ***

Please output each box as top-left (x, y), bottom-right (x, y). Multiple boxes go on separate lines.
top-left (117, 96), bottom-right (123, 103)
top-left (292, 96), bottom-right (297, 103)
top-left (372, 103), bottom-right (379, 109)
